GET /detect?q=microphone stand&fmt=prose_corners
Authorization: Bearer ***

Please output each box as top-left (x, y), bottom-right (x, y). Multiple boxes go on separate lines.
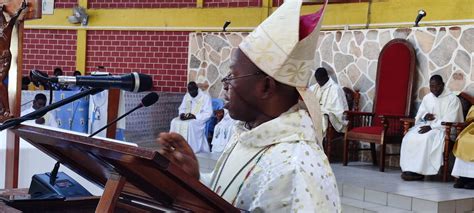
top-left (0, 87), bottom-right (104, 131)
top-left (89, 104), bottom-right (142, 138)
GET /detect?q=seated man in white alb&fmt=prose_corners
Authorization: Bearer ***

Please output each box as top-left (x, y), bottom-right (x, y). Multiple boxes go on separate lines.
top-left (211, 109), bottom-right (236, 153)
top-left (21, 93), bottom-right (58, 127)
top-left (309, 67), bottom-right (348, 135)
top-left (170, 82), bottom-right (212, 153)
top-left (451, 105), bottom-right (474, 189)
top-left (400, 75), bottom-right (463, 181)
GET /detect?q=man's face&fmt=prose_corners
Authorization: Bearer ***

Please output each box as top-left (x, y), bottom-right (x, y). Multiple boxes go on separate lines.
top-left (429, 79), bottom-right (444, 97)
top-left (188, 86), bottom-right (198, 97)
top-left (223, 49), bottom-right (261, 122)
top-left (32, 99), bottom-right (46, 110)
top-left (316, 76), bottom-right (329, 87)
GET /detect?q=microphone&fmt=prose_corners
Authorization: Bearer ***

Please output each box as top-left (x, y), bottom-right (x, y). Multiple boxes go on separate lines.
top-left (51, 72), bottom-right (153, 93)
top-left (89, 92), bottom-right (159, 138)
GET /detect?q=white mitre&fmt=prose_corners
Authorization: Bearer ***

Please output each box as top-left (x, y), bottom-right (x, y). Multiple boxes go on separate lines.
top-left (239, 0), bottom-right (328, 144)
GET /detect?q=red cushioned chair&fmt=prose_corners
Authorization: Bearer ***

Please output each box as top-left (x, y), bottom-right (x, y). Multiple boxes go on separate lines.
top-left (342, 39), bottom-right (416, 172)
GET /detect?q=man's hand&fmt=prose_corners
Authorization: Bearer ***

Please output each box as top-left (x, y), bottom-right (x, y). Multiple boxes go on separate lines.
top-left (179, 113), bottom-right (186, 120)
top-left (418, 125), bottom-right (432, 134)
top-left (35, 117), bottom-right (45, 124)
top-left (157, 132), bottom-right (199, 179)
top-left (423, 113), bottom-right (436, 121)
top-left (187, 113), bottom-right (196, 119)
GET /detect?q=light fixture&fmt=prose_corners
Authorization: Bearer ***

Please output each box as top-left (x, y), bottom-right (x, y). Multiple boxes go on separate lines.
top-left (222, 21), bottom-right (231, 32)
top-left (68, 6), bottom-right (89, 26)
top-left (414, 9), bottom-right (427, 27)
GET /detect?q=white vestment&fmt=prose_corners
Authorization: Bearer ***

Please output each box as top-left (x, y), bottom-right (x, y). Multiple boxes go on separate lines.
top-left (21, 107), bottom-right (58, 128)
top-left (309, 79), bottom-right (348, 135)
top-left (400, 90), bottom-right (463, 175)
top-left (452, 158), bottom-right (474, 178)
top-left (211, 109), bottom-right (236, 153)
top-left (203, 105), bottom-right (341, 212)
top-left (170, 90), bottom-right (212, 153)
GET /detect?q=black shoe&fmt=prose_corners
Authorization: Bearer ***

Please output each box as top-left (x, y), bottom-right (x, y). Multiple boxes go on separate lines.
top-left (464, 181), bottom-right (474, 190)
top-left (401, 172), bottom-right (424, 181)
top-left (453, 178), bottom-right (465, 189)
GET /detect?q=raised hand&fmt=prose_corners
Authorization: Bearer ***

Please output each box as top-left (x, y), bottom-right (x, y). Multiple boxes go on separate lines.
top-left (156, 132), bottom-right (199, 179)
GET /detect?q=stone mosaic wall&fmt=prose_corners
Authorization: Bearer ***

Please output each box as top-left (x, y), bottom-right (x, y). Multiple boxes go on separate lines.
top-left (188, 25), bottom-right (473, 167)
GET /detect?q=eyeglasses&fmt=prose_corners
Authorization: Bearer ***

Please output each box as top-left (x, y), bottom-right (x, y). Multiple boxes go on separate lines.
top-left (221, 72), bottom-right (262, 85)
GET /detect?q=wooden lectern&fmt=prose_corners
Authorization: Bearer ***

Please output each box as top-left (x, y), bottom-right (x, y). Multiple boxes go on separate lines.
top-left (11, 124), bottom-right (238, 212)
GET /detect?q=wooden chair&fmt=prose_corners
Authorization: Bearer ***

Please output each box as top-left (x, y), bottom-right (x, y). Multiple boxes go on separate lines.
top-left (401, 92), bottom-right (474, 182)
top-left (324, 87), bottom-right (360, 161)
top-left (342, 39), bottom-right (416, 172)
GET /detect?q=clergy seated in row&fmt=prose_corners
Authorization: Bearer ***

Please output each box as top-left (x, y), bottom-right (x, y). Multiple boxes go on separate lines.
top-left (21, 93), bottom-right (58, 127)
top-left (157, 1), bottom-right (340, 211)
top-left (309, 67), bottom-right (348, 135)
top-left (211, 109), bottom-right (236, 153)
top-left (170, 81), bottom-right (213, 153)
top-left (400, 75), bottom-right (464, 181)
top-left (452, 105), bottom-right (474, 189)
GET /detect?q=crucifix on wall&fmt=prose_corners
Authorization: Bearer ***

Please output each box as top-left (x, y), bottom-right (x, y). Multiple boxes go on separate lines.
top-left (0, 0), bottom-right (41, 122)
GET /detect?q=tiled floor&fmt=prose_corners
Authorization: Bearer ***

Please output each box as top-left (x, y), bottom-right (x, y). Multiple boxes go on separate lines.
top-left (333, 162), bottom-right (474, 212)
top-left (195, 154), bottom-right (474, 212)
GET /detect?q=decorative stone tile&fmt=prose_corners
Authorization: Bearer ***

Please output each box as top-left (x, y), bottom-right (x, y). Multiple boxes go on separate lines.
top-left (367, 30), bottom-right (378, 40)
top-left (367, 61), bottom-right (377, 82)
top-left (432, 64), bottom-right (452, 83)
top-left (416, 52), bottom-right (428, 72)
top-left (379, 30), bottom-right (392, 48)
top-left (429, 61), bottom-right (436, 71)
top-left (363, 41), bottom-right (380, 60)
top-left (460, 28), bottom-right (474, 53)
top-left (189, 54), bottom-right (201, 69)
top-left (207, 64), bottom-right (219, 84)
top-left (434, 27), bottom-right (447, 45)
top-left (418, 87), bottom-right (430, 100)
top-left (350, 41), bottom-right (361, 58)
top-left (427, 27), bottom-right (437, 35)
top-left (367, 87), bottom-right (375, 101)
top-left (333, 42), bottom-right (339, 51)
top-left (356, 58), bottom-right (368, 74)
top-left (190, 35), bottom-right (199, 54)
top-left (334, 53), bottom-right (354, 72)
top-left (415, 30), bottom-right (435, 53)
top-left (320, 34), bottom-right (334, 64)
top-left (204, 34), bottom-right (229, 52)
top-left (209, 50), bottom-right (221, 65)
top-left (454, 49), bottom-right (471, 74)
top-left (221, 47), bottom-right (231, 61)
top-left (336, 31), bottom-right (342, 42)
top-left (314, 51), bottom-right (321, 66)
top-left (197, 34), bottom-right (203, 48)
top-left (449, 26), bottom-right (462, 39)
top-left (393, 28), bottom-right (411, 39)
top-left (226, 33), bottom-right (244, 47)
top-left (354, 31), bottom-right (364, 46)
top-left (337, 72), bottom-right (352, 89)
top-left (429, 36), bottom-right (457, 67)
top-left (201, 61), bottom-right (208, 68)
top-left (347, 64), bottom-right (361, 84)
top-left (209, 81), bottom-right (223, 98)
top-left (218, 59), bottom-right (231, 76)
top-left (448, 71), bottom-right (466, 92)
top-left (340, 31), bottom-right (353, 53)
top-left (354, 74), bottom-right (373, 93)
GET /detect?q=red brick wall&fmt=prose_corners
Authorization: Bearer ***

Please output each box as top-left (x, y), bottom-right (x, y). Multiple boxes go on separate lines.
top-left (55, 0), bottom-right (77, 8)
top-left (22, 29), bottom-right (77, 76)
top-left (88, 0), bottom-right (197, 9)
top-left (204, 0), bottom-right (260, 7)
top-left (86, 31), bottom-right (189, 93)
